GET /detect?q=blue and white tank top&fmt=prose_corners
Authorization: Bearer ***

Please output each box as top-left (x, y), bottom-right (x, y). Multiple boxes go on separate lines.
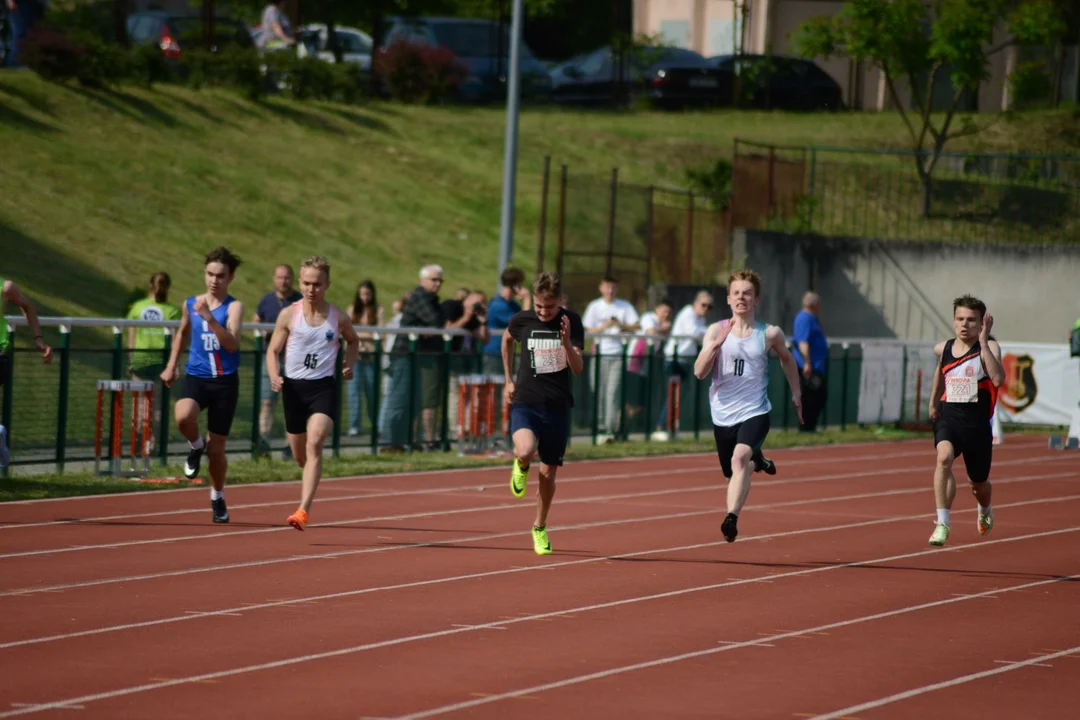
top-left (709, 321), bottom-right (772, 426)
top-left (185, 295), bottom-right (240, 379)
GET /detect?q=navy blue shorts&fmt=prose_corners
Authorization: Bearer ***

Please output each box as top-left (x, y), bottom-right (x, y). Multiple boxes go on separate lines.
top-left (510, 405), bottom-right (570, 467)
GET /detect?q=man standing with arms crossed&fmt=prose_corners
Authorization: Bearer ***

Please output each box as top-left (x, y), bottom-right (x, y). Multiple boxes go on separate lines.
top-left (0, 277), bottom-right (52, 468)
top-left (254, 264), bottom-right (303, 458)
top-left (695, 269), bottom-right (802, 543)
top-left (161, 248), bottom-right (245, 524)
top-left (266, 256), bottom-right (359, 531)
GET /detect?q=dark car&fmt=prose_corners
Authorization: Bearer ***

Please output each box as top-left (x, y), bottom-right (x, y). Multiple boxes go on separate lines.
top-left (551, 45), bottom-right (731, 109)
top-left (383, 16), bottom-right (553, 103)
top-left (709, 54), bottom-right (843, 111)
top-left (126, 11), bottom-right (254, 59)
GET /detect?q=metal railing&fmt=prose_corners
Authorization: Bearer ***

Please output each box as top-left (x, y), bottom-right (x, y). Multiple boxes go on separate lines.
top-left (10, 316), bottom-right (794, 473)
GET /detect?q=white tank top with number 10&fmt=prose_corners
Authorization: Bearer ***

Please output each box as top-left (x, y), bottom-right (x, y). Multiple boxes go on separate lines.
top-left (709, 321), bottom-right (772, 426)
top-left (284, 302), bottom-right (340, 380)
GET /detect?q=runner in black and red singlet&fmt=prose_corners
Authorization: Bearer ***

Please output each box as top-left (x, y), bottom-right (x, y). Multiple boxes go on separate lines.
top-left (926, 295), bottom-right (1004, 548)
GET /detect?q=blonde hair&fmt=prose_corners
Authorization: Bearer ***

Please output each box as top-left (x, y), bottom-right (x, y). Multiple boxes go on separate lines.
top-left (728, 268), bottom-right (761, 297)
top-left (300, 255), bottom-right (331, 281)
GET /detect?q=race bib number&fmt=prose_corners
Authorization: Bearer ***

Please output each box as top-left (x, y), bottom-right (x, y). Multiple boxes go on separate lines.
top-left (945, 375), bottom-right (977, 403)
top-left (533, 345), bottom-right (567, 374)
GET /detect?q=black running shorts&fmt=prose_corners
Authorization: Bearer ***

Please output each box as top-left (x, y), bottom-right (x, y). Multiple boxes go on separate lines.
top-left (282, 376), bottom-right (338, 435)
top-left (179, 374), bottom-right (240, 437)
top-left (934, 418), bottom-right (992, 484)
top-left (713, 412), bottom-right (771, 479)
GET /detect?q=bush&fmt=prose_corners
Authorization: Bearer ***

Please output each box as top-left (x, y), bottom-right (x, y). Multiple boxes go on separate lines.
top-left (18, 27), bottom-right (85, 83)
top-left (374, 39), bottom-right (467, 104)
top-left (178, 46), bottom-right (265, 101)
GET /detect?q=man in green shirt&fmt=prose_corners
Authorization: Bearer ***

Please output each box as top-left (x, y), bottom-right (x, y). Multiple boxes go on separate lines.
top-left (1, 276), bottom-right (52, 468)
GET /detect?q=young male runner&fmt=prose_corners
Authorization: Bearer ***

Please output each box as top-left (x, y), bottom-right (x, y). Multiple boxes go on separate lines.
top-left (503, 272), bottom-right (585, 555)
top-left (694, 269), bottom-right (803, 543)
top-left (0, 277), bottom-right (53, 468)
top-left (927, 295), bottom-right (1004, 547)
top-left (265, 256), bottom-right (359, 531)
top-left (162, 247), bottom-right (244, 523)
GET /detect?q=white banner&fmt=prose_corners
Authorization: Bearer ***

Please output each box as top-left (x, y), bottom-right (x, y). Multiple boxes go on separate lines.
top-left (996, 342), bottom-right (1080, 426)
top-left (857, 343), bottom-right (905, 424)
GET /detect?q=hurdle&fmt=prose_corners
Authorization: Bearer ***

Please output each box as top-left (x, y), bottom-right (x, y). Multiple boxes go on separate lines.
top-left (456, 374), bottom-right (510, 456)
top-left (95, 380), bottom-right (153, 477)
top-left (666, 375), bottom-right (682, 439)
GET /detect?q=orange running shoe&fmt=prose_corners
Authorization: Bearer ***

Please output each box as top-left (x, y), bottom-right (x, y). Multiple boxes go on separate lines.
top-left (287, 508), bottom-right (309, 531)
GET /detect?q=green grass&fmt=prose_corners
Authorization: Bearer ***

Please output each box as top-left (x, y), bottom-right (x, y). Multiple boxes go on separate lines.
top-left (0, 426), bottom-right (930, 501)
top-left (2, 72), bottom-right (1079, 330)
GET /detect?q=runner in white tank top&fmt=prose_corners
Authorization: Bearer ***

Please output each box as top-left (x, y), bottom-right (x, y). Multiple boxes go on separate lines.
top-left (266, 256), bottom-right (360, 532)
top-left (694, 270), bottom-right (804, 543)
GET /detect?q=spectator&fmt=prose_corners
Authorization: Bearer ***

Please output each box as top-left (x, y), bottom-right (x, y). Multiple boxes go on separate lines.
top-left (400, 264), bottom-right (448, 449)
top-left (443, 289), bottom-right (489, 434)
top-left (257, 1), bottom-right (295, 50)
top-left (346, 280), bottom-right (385, 437)
top-left (792, 291), bottom-right (829, 432)
top-left (253, 264), bottom-right (302, 456)
top-left (628, 298), bottom-right (673, 434)
top-left (483, 267), bottom-right (531, 376)
top-left (5, 0), bottom-right (46, 68)
top-left (653, 292), bottom-right (711, 440)
top-left (582, 275), bottom-right (639, 442)
top-left (378, 294), bottom-right (411, 453)
top-left (126, 272), bottom-right (181, 450)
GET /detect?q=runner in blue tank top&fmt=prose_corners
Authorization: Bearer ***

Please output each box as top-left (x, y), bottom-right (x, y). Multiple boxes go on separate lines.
top-left (162, 247), bottom-right (245, 524)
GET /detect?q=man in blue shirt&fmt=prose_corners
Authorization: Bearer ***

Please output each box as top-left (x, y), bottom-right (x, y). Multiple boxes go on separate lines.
top-left (254, 264), bottom-right (302, 456)
top-left (792, 292), bottom-right (829, 432)
top-left (483, 267), bottom-right (531, 375)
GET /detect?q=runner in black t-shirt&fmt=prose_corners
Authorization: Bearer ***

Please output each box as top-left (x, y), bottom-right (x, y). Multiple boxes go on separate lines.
top-left (502, 272), bottom-right (585, 555)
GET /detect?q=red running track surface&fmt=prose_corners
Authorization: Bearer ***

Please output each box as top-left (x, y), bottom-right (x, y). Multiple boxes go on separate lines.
top-left (0, 436), bottom-right (1078, 719)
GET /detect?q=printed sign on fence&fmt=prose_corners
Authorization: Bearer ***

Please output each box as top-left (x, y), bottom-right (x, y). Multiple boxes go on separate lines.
top-left (996, 343), bottom-right (1080, 426)
top-left (857, 343), bottom-right (905, 424)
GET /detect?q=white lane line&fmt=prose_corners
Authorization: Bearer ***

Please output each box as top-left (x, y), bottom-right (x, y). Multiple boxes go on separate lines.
top-left (807, 646), bottom-right (1080, 719)
top-left (2, 457), bottom-right (1074, 560)
top-left (1, 466), bottom-right (1076, 598)
top-left (3, 492), bottom-right (1075, 651)
top-left (396, 572), bottom-right (1080, 719)
top-left (2, 523), bottom-right (1074, 719)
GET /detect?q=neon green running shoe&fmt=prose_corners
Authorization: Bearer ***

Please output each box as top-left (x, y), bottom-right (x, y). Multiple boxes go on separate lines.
top-left (510, 458), bottom-right (528, 498)
top-left (929, 522), bottom-right (950, 547)
top-left (532, 525), bottom-right (552, 555)
top-left (978, 507), bottom-right (994, 536)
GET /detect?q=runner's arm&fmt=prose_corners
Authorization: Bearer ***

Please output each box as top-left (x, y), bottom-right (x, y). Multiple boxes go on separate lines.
top-left (983, 340), bottom-right (1005, 387)
top-left (2, 280), bottom-right (50, 359)
top-left (693, 322), bottom-right (728, 379)
top-left (768, 326), bottom-right (803, 417)
top-left (928, 341), bottom-right (946, 421)
top-left (165, 303), bottom-right (190, 372)
top-left (339, 309), bottom-right (361, 373)
top-left (501, 328), bottom-right (517, 385)
top-left (265, 306), bottom-right (292, 386)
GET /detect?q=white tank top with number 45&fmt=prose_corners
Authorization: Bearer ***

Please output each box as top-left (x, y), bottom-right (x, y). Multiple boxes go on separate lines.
top-left (284, 302), bottom-right (340, 380)
top-left (710, 321), bottom-right (772, 426)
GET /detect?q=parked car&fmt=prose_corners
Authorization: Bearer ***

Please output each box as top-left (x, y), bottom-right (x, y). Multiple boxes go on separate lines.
top-left (551, 45), bottom-right (731, 109)
top-left (709, 54), bottom-right (844, 111)
top-left (126, 11), bottom-right (253, 59)
top-left (297, 23), bottom-right (373, 71)
top-left (382, 16), bottom-right (553, 103)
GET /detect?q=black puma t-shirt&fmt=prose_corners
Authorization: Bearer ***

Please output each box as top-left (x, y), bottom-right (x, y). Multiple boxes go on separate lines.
top-left (507, 308), bottom-right (585, 410)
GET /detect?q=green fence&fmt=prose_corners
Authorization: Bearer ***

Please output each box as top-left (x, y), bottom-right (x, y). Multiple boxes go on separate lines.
top-left (735, 141), bottom-right (1080, 244)
top-left (0, 322), bottom-right (876, 474)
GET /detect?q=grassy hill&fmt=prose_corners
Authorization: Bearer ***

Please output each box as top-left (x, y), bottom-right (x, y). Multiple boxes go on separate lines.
top-left (2, 71), bottom-right (1078, 329)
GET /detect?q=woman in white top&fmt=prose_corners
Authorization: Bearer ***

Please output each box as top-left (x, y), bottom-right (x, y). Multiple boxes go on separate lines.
top-left (694, 269), bottom-right (803, 543)
top-left (266, 256), bottom-right (360, 531)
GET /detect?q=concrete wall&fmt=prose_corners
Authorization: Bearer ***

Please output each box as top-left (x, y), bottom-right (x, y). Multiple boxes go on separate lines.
top-left (732, 229), bottom-right (1080, 343)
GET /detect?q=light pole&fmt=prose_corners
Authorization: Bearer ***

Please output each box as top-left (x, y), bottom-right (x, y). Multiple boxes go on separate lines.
top-left (496, 0), bottom-right (525, 279)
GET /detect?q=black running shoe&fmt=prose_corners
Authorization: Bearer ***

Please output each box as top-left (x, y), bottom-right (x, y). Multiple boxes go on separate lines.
top-left (721, 513), bottom-right (738, 543)
top-left (184, 443), bottom-right (205, 479)
top-left (212, 497), bottom-right (230, 523)
top-left (753, 452), bottom-right (776, 476)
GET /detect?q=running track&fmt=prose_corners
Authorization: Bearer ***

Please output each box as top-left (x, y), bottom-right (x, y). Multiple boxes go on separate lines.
top-left (0, 436), bottom-right (1077, 719)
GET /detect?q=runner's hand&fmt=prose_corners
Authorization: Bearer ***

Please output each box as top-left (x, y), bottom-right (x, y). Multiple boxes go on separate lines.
top-left (193, 296), bottom-right (212, 321)
top-left (160, 365), bottom-right (178, 388)
top-left (980, 313), bottom-right (994, 342)
top-left (503, 381), bottom-right (516, 406)
top-left (36, 337), bottom-right (52, 364)
top-left (929, 402), bottom-right (939, 423)
top-left (792, 394), bottom-right (804, 425)
top-left (560, 314), bottom-right (572, 345)
top-left (341, 363), bottom-right (354, 381)
top-left (270, 374), bottom-right (283, 393)
top-left (711, 320), bottom-right (732, 350)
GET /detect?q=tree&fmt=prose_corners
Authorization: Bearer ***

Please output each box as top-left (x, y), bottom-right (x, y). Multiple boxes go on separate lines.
top-left (792, 0), bottom-right (1066, 216)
